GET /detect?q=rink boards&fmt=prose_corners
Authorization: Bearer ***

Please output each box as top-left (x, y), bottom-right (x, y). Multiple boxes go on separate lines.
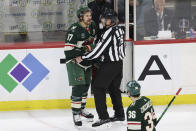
top-left (0, 40), bottom-right (196, 111)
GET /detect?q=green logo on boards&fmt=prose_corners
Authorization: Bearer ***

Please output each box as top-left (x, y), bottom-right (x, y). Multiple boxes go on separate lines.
top-left (0, 53), bottom-right (49, 93)
top-left (0, 54), bottom-right (18, 92)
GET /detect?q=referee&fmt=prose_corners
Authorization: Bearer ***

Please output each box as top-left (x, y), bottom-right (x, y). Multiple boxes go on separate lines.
top-left (75, 9), bottom-right (126, 127)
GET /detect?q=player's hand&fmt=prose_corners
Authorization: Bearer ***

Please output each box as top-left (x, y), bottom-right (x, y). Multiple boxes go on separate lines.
top-left (75, 56), bottom-right (83, 63)
top-left (82, 37), bottom-right (94, 46)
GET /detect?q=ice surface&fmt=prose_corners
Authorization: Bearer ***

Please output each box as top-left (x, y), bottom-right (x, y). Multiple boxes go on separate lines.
top-left (0, 104), bottom-right (195, 131)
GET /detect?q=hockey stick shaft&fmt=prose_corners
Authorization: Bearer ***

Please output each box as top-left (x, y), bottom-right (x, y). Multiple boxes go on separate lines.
top-left (156, 88), bottom-right (182, 126)
top-left (60, 58), bottom-right (72, 64)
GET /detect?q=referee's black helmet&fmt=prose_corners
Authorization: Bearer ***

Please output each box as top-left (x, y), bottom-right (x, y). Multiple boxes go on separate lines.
top-left (100, 8), bottom-right (118, 24)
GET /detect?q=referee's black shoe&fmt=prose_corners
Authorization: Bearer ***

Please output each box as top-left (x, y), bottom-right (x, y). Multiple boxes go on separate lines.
top-left (92, 119), bottom-right (111, 127)
top-left (110, 116), bottom-right (125, 122)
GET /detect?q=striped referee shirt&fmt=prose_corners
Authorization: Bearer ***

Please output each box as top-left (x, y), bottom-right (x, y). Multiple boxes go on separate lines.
top-left (82, 25), bottom-right (126, 62)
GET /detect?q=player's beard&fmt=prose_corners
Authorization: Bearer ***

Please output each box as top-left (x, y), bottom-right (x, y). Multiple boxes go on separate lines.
top-left (84, 19), bottom-right (91, 26)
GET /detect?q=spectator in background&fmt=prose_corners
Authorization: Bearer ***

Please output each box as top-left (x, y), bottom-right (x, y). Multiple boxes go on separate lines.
top-left (171, 0), bottom-right (192, 39)
top-left (88, 0), bottom-right (113, 29)
top-left (118, 0), bottom-right (153, 40)
top-left (118, 0), bottom-right (143, 39)
top-left (136, 0), bottom-right (153, 40)
top-left (129, 0), bottom-right (140, 39)
top-left (118, 0), bottom-right (135, 23)
top-left (88, 0), bottom-right (114, 46)
top-left (191, 1), bottom-right (196, 31)
top-left (117, 0), bottom-right (125, 23)
top-left (144, 0), bottom-right (173, 37)
top-left (192, 12), bottom-right (196, 31)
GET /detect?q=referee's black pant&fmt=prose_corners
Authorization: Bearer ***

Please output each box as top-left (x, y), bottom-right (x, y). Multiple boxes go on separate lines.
top-left (92, 60), bottom-right (124, 120)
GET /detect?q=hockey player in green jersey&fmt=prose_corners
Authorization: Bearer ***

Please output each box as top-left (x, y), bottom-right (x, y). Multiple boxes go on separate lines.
top-left (126, 80), bottom-right (157, 131)
top-left (64, 6), bottom-right (97, 127)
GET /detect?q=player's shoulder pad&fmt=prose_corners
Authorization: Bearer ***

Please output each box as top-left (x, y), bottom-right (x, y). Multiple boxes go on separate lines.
top-left (142, 96), bottom-right (151, 102)
top-left (114, 25), bottom-right (124, 30)
top-left (90, 20), bottom-right (98, 29)
top-left (68, 23), bottom-right (79, 32)
top-left (90, 20), bottom-right (96, 26)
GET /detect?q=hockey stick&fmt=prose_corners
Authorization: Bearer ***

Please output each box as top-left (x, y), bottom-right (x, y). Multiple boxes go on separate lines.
top-left (60, 58), bottom-right (92, 70)
top-left (156, 88), bottom-right (182, 126)
top-left (60, 58), bottom-right (72, 64)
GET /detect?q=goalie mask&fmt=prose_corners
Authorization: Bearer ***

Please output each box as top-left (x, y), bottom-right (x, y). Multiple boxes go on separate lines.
top-left (126, 80), bottom-right (141, 96)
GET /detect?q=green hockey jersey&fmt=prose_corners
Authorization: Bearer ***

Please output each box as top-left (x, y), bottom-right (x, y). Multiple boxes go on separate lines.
top-left (127, 96), bottom-right (157, 131)
top-left (64, 21), bottom-right (97, 86)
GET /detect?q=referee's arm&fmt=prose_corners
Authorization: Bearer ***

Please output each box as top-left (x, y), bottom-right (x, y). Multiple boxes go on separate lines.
top-left (81, 28), bottom-right (113, 60)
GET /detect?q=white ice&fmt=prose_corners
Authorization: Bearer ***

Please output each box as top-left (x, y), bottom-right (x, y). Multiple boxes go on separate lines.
top-left (0, 104), bottom-right (196, 131)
